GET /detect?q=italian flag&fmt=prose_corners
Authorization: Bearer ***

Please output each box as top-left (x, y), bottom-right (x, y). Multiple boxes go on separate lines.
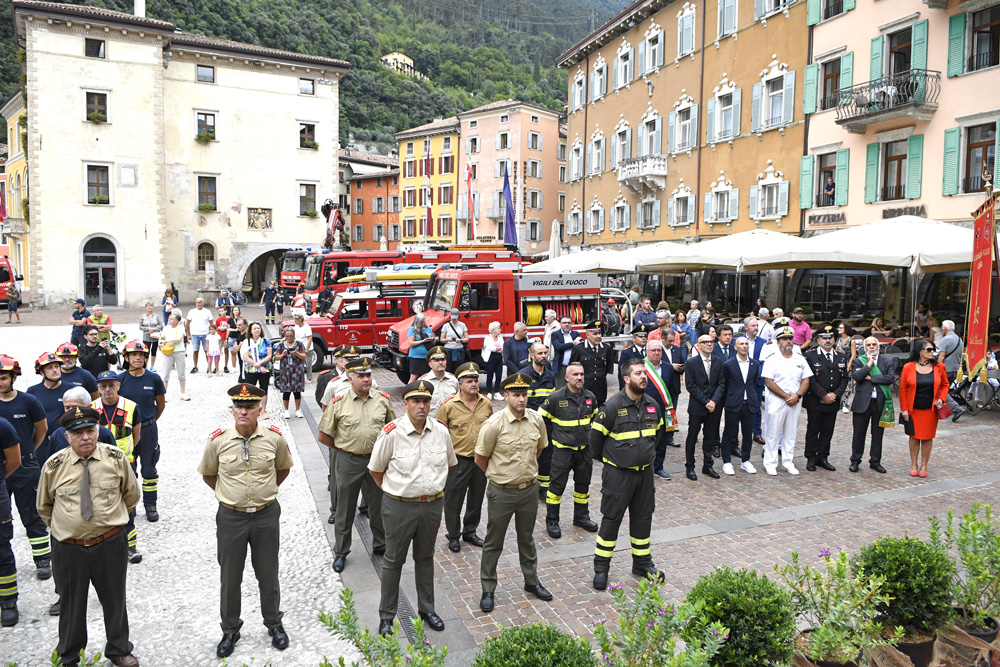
top-left (644, 358), bottom-right (677, 431)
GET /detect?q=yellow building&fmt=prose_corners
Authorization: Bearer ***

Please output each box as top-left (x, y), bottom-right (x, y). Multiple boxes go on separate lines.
top-left (2, 92), bottom-right (29, 290)
top-left (395, 117), bottom-right (461, 244)
top-left (381, 51), bottom-right (426, 79)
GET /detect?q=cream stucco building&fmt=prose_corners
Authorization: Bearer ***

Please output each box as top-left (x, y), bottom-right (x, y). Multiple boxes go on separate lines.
top-left (13, 0), bottom-right (348, 307)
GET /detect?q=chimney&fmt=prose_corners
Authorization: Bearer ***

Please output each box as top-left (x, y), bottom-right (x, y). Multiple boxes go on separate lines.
top-left (134, 0), bottom-right (146, 18)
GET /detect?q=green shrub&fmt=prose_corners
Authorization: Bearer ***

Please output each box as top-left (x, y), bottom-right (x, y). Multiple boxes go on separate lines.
top-left (471, 624), bottom-right (595, 667)
top-left (87, 112), bottom-right (106, 124)
top-left (929, 503), bottom-right (1000, 631)
top-left (198, 203), bottom-right (216, 213)
top-left (686, 566), bottom-right (796, 667)
top-left (853, 536), bottom-right (956, 636)
top-left (305, 209), bottom-right (319, 218)
top-left (195, 132), bottom-right (215, 144)
top-left (302, 140), bottom-right (319, 149)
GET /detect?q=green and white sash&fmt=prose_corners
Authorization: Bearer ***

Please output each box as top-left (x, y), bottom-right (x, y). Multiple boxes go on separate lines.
top-left (860, 355), bottom-right (895, 428)
top-left (643, 358), bottom-right (678, 432)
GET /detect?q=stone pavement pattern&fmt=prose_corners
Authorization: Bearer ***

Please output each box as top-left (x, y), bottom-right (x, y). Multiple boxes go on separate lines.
top-left (0, 321), bottom-right (358, 666)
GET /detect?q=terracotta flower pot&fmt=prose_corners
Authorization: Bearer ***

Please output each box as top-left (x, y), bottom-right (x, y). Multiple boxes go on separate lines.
top-left (896, 636), bottom-right (937, 667)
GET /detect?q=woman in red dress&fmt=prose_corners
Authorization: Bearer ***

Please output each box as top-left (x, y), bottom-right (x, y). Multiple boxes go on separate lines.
top-left (899, 341), bottom-right (949, 478)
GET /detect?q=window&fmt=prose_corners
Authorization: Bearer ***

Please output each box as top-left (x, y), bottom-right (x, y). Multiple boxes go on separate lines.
top-left (423, 139), bottom-right (431, 154)
top-left (197, 112), bottom-right (216, 137)
top-left (750, 168), bottom-right (789, 218)
top-left (374, 225), bottom-right (384, 241)
top-left (197, 243), bottom-right (214, 272)
top-left (496, 220), bottom-right (505, 240)
top-left (571, 146), bottom-right (583, 180)
top-left (529, 132), bottom-right (541, 150)
top-left (85, 38), bottom-right (105, 59)
top-left (354, 197), bottom-right (363, 214)
top-left (591, 138), bottom-right (605, 174)
top-left (356, 181), bottom-right (363, 190)
top-left (567, 210), bottom-right (582, 235)
top-left (375, 177), bottom-right (383, 187)
top-left (469, 164), bottom-right (478, 181)
top-left (717, 93), bottom-right (735, 139)
top-left (406, 142), bottom-right (414, 157)
top-left (965, 123), bottom-right (997, 192)
top-left (669, 194), bottom-right (694, 226)
top-left (617, 50), bottom-right (632, 87)
top-left (647, 32), bottom-right (662, 71)
top-left (404, 188), bottom-right (415, 208)
top-left (528, 190), bottom-right (541, 209)
top-left (760, 0), bottom-right (789, 17)
top-left (373, 196), bottom-right (385, 214)
top-left (198, 176), bottom-right (216, 210)
top-left (468, 136), bottom-right (480, 153)
top-left (197, 65), bottom-right (215, 83)
top-left (419, 187), bottom-right (430, 207)
top-left (592, 64), bottom-right (607, 100)
top-left (353, 225), bottom-right (364, 242)
top-left (85, 92), bottom-right (107, 119)
top-left (889, 28), bottom-right (912, 75)
top-left (442, 137), bottom-right (451, 151)
top-left (500, 114), bottom-right (509, 123)
top-left (339, 194), bottom-right (349, 209)
top-left (676, 108), bottom-right (693, 150)
top-left (971, 7), bottom-right (1000, 72)
top-left (404, 160), bottom-right (415, 178)
top-left (573, 76), bottom-right (586, 110)
top-left (760, 183), bottom-right (780, 216)
top-left (441, 155), bottom-right (454, 174)
top-left (300, 78), bottom-right (315, 95)
top-left (498, 132), bottom-right (510, 150)
top-left (643, 118), bottom-right (660, 156)
top-left (404, 218), bottom-right (416, 237)
top-left (392, 176), bottom-right (398, 185)
top-left (587, 207), bottom-right (604, 233)
top-left (559, 165), bottom-right (567, 183)
top-left (531, 115), bottom-right (539, 124)
top-left (558, 143), bottom-right (567, 160)
top-left (339, 171), bottom-right (345, 184)
top-left (559, 193), bottom-right (566, 212)
top-left (765, 77), bottom-right (784, 128)
top-left (437, 216), bottom-right (452, 237)
top-left (817, 153), bottom-right (837, 206)
top-left (713, 191), bottom-right (730, 220)
top-left (821, 60), bottom-right (840, 110)
top-left (439, 185), bottom-right (453, 205)
top-left (300, 184), bottom-right (316, 215)
top-left (389, 224), bottom-right (401, 241)
top-left (87, 165), bottom-right (109, 204)
top-left (528, 160), bottom-right (541, 178)
top-left (718, 0), bottom-right (737, 37)
top-left (637, 200), bottom-right (659, 229)
top-left (678, 8), bottom-right (695, 57)
top-left (882, 140), bottom-right (907, 200)
top-left (612, 204), bottom-right (630, 231)
top-left (822, 0), bottom-right (845, 21)
top-left (528, 220), bottom-right (541, 241)
top-left (389, 195), bottom-right (400, 213)
top-left (299, 123), bottom-right (315, 148)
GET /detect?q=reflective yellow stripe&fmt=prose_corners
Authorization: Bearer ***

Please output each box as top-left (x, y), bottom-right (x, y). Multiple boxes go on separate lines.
top-left (596, 536), bottom-right (616, 548)
top-left (545, 415), bottom-right (594, 427)
top-left (527, 388), bottom-right (553, 397)
top-left (29, 535), bottom-right (50, 557)
top-left (631, 547), bottom-right (651, 556)
top-left (537, 407), bottom-right (554, 420)
top-left (0, 574), bottom-right (15, 584)
top-left (591, 421), bottom-right (611, 436)
top-left (573, 491), bottom-right (589, 504)
top-left (545, 492), bottom-right (561, 505)
top-left (630, 536), bottom-right (650, 546)
top-left (602, 457), bottom-right (650, 471)
top-left (552, 440), bottom-right (585, 450)
top-left (595, 547), bottom-right (615, 558)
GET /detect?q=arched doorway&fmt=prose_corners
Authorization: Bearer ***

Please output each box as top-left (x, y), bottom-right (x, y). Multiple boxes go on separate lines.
top-left (83, 236), bottom-right (118, 306)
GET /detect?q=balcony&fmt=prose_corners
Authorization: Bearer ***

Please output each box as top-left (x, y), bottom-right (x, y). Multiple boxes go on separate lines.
top-left (1, 218), bottom-right (26, 234)
top-left (617, 155), bottom-right (668, 195)
top-left (815, 194), bottom-right (837, 208)
top-left (969, 51), bottom-right (1000, 73)
top-left (881, 185), bottom-right (906, 201)
top-left (486, 206), bottom-right (507, 220)
top-left (834, 69), bottom-right (940, 134)
top-left (456, 203), bottom-right (480, 221)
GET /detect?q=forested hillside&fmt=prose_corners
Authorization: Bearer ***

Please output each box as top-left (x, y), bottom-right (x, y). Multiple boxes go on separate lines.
top-left (0, 0), bottom-right (618, 150)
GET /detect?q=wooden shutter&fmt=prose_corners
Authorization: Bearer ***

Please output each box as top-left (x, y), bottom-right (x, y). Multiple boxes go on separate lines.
top-left (732, 88), bottom-right (742, 135)
top-left (637, 41), bottom-right (646, 76)
top-left (912, 20), bottom-right (929, 101)
top-left (587, 142), bottom-right (594, 175)
top-left (723, 0), bottom-right (736, 35)
top-left (948, 13), bottom-right (966, 77)
top-left (652, 200), bottom-right (661, 227)
top-left (942, 128), bottom-right (960, 196)
top-left (749, 185), bottom-right (759, 217)
top-left (782, 70), bottom-right (796, 125)
top-left (800, 156), bottom-right (815, 209)
top-left (870, 36), bottom-right (883, 81)
top-left (628, 48), bottom-right (635, 82)
top-left (625, 127), bottom-right (632, 160)
top-left (610, 133), bottom-right (618, 168)
top-left (751, 82), bottom-right (762, 133)
top-left (807, 0), bottom-right (820, 26)
top-left (754, 0), bottom-right (764, 20)
top-left (704, 193), bottom-right (712, 222)
top-left (656, 31), bottom-right (665, 67)
top-left (778, 181), bottom-right (789, 217)
top-left (836, 148), bottom-right (850, 207)
top-left (728, 189), bottom-right (739, 221)
top-left (864, 142), bottom-right (880, 203)
top-left (706, 97), bottom-right (716, 143)
top-left (840, 52), bottom-right (853, 92)
top-left (667, 112), bottom-right (677, 153)
top-left (668, 198), bottom-right (675, 226)
top-left (803, 64), bottom-right (818, 115)
top-left (637, 124), bottom-right (645, 158)
top-left (613, 58), bottom-right (619, 90)
top-left (686, 195), bottom-right (696, 224)
top-left (906, 134), bottom-right (923, 200)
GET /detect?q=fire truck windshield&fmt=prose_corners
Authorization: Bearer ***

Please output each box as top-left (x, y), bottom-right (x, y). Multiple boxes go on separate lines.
top-left (282, 256), bottom-right (306, 272)
top-left (428, 278), bottom-right (458, 312)
top-left (304, 257), bottom-right (323, 290)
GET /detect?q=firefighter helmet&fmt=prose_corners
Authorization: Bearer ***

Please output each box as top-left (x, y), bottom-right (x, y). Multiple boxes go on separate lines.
top-left (35, 352), bottom-right (62, 375)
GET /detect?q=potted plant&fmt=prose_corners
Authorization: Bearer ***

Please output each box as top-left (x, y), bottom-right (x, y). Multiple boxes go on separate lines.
top-left (87, 112), bottom-right (106, 124)
top-left (90, 195), bottom-right (109, 205)
top-left (471, 623), bottom-right (595, 667)
top-left (777, 550), bottom-right (903, 666)
top-left (854, 536), bottom-right (956, 667)
top-left (198, 203), bottom-right (216, 213)
top-left (686, 565), bottom-right (797, 667)
top-left (305, 209), bottom-right (319, 218)
top-left (929, 503), bottom-right (1000, 642)
top-left (195, 131), bottom-right (214, 144)
top-left (301, 139), bottom-right (319, 149)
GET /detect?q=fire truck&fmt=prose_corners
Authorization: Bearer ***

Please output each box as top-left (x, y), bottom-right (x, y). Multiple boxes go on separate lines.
top-left (383, 268), bottom-right (602, 382)
top-left (277, 248), bottom-right (315, 296)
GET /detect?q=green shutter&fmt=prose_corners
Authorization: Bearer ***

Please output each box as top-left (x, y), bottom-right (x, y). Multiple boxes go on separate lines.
top-left (803, 64), bottom-right (819, 115)
top-left (942, 128), bottom-right (960, 196)
top-left (800, 155), bottom-right (815, 209)
top-left (870, 36), bottom-right (883, 81)
top-left (948, 13), bottom-right (967, 77)
top-left (836, 148), bottom-right (850, 207)
top-left (807, 0), bottom-right (820, 26)
top-left (907, 134), bottom-right (924, 200)
top-left (840, 52), bottom-right (853, 91)
top-left (843, 0), bottom-right (855, 9)
top-left (864, 142), bottom-right (879, 203)
top-left (912, 20), bottom-right (929, 101)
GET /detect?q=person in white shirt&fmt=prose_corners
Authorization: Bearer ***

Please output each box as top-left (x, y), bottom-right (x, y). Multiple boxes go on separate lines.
top-left (186, 297), bottom-right (214, 373)
top-left (761, 327), bottom-right (812, 476)
top-left (542, 309), bottom-right (559, 360)
top-left (292, 314), bottom-right (314, 383)
top-left (757, 308), bottom-right (775, 344)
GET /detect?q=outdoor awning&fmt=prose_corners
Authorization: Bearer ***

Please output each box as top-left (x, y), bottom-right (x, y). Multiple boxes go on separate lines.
top-left (633, 229), bottom-right (805, 272)
top-left (522, 248), bottom-right (634, 273)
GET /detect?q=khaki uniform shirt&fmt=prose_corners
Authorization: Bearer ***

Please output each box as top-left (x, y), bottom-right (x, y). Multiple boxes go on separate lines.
top-left (321, 372), bottom-right (379, 407)
top-left (197, 423), bottom-right (294, 508)
top-left (436, 393), bottom-right (493, 457)
top-left (419, 371), bottom-right (459, 419)
top-left (318, 388), bottom-right (395, 455)
top-left (474, 407), bottom-right (548, 486)
top-left (368, 415), bottom-right (457, 498)
top-left (37, 442), bottom-right (141, 542)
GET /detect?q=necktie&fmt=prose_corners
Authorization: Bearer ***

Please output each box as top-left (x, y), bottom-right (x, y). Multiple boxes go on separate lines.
top-left (827, 352), bottom-right (834, 364)
top-left (80, 459), bottom-right (93, 521)
top-left (705, 357), bottom-right (711, 375)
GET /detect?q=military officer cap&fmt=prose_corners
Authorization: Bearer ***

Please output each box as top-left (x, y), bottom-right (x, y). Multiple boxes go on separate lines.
top-left (816, 324), bottom-right (836, 338)
top-left (96, 370), bottom-right (120, 383)
top-left (346, 357), bottom-right (373, 374)
top-left (633, 324), bottom-right (651, 336)
top-left (402, 379), bottom-right (434, 400)
top-left (342, 346), bottom-right (361, 359)
top-left (228, 383), bottom-right (266, 405)
top-left (585, 319), bottom-right (603, 331)
top-left (455, 361), bottom-right (481, 379)
top-left (332, 345), bottom-right (345, 358)
top-left (773, 316), bottom-right (791, 327)
top-left (60, 406), bottom-right (101, 431)
top-left (427, 345), bottom-right (447, 360)
top-left (501, 373), bottom-right (532, 392)
top-left (775, 326), bottom-right (795, 339)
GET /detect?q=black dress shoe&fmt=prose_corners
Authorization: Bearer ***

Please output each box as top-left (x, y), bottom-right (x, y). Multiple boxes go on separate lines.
top-left (817, 459), bottom-right (836, 471)
top-left (753, 435), bottom-right (765, 445)
top-left (48, 598), bottom-right (61, 616)
top-left (849, 463), bottom-right (860, 472)
top-left (448, 538), bottom-right (461, 553)
top-left (332, 556), bottom-right (346, 572)
top-left (546, 521), bottom-right (562, 539)
top-left (372, 547), bottom-right (386, 557)
top-left (573, 517), bottom-right (599, 532)
top-left (806, 460), bottom-right (817, 472)
top-left (378, 619), bottom-right (393, 637)
top-left (702, 465), bottom-right (720, 479)
top-left (593, 571), bottom-right (608, 590)
top-left (953, 408), bottom-right (966, 422)
top-left (479, 592), bottom-right (494, 612)
top-left (217, 632), bottom-right (240, 658)
top-left (870, 463), bottom-right (887, 474)
top-left (327, 512), bottom-right (336, 524)
top-left (654, 469), bottom-right (671, 480)
top-left (686, 470), bottom-right (698, 481)
top-left (712, 446), bottom-right (721, 458)
top-left (463, 534), bottom-right (484, 547)
top-left (418, 611), bottom-right (445, 631)
top-left (631, 566), bottom-right (666, 582)
top-left (524, 584), bottom-right (553, 601)
top-left (269, 624), bottom-right (289, 650)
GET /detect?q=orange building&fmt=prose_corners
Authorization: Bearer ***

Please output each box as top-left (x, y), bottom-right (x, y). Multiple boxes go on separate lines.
top-left (348, 168), bottom-right (401, 250)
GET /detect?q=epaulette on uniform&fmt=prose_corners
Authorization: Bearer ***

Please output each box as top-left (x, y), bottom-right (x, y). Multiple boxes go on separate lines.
top-left (330, 394), bottom-right (343, 405)
top-left (442, 395), bottom-right (454, 403)
top-left (106, 445), bottom-right (124, 460)
top-left (46, 452), bottom-right (65, 470)
top-left (209, 428), bottom-right (224, 440)
top-left (382, 422), bottom-right (396, 434)
top-left (436, 419), bottom-right (447, 428)
top-left (269, 424), bottom-right (282, 435)
top-left (379, 390), bottom-right (391, 400)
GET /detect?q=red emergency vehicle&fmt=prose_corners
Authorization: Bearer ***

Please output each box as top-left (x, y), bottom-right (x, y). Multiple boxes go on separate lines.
top-left (0, 248), bottom-right (22, 305)
top-left (278, 248), bottom-right (316, 296)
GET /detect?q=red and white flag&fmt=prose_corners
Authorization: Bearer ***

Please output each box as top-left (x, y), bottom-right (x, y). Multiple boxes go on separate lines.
top-left (465, 163), bottom-right (476, 241)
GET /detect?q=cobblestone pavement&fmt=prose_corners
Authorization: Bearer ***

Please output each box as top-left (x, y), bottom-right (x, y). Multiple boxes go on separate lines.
top-left (0, 322), bottom-right (357, 666)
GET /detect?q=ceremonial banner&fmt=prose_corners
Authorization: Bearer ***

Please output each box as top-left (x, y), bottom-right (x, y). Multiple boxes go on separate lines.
top-left (965, 192), bottom-right (997, 380)
top-left (465, 163), bottom-right (476, 240)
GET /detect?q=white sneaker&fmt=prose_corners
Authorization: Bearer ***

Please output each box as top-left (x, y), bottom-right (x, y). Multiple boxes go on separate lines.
top-left (487, 393), bottom-right (493, 400)
top-left (764, 466), bottom-right (778, 476)
top-left (740, 461), bottom-right (757, 474)
top-left (296, 409), bottom-right (304, 418)
top-left (783, 465), bottom-right (800, 475)
top-left (722, 463), bottom-right (735, 476)
top-left (284, 410), bottom-right (290, 419)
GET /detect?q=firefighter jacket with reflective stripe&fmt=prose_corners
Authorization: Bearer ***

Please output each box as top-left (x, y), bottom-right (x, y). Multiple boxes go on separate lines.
top-left (92, 396), bottom-right (138, 463)
top-left (589, 390), bottom-right (662, 470)
top-left (538, 385), bottom-right (597, 451)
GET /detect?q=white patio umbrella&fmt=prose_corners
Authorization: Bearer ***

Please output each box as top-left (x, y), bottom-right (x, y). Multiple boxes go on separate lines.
top-left (633, 229), bottom-right (803, 272)
top-left (523, 248), bottom-right (635, 273)
top-left (548, 219), bottom-right (562, 260)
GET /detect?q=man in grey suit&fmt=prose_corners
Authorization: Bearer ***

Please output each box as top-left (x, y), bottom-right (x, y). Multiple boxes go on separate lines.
top-left (849, 337), bottom-right (896, 474)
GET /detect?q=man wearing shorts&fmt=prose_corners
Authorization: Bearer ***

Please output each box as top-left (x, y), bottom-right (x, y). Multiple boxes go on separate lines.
top-left (186, 298), bottom-right (214, 374)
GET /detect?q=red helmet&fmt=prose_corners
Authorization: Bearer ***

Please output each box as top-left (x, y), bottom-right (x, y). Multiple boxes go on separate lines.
top-left (35, 352), bottom-right (61, 375)
top-left (123, 340), bottom-right (149, 357)
top-left (56, 342), bottom-right (79, 357)
top-left (0, 355), bottom-right (22, 378)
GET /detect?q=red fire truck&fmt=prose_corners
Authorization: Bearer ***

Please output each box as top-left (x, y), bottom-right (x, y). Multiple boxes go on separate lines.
top-left (383, 268), bottom-right (601, 382)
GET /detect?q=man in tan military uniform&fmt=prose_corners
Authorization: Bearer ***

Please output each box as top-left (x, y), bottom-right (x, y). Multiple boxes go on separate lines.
top-left (369, 380), bottom-right (456, 637)
top-left (321, 346), bottom-right (379, 409)
top-left (36, 406), bottom-right (141, 667)
top-left (437, 361), bottom-right (492, 553)
top-left (475, 373), bottom-right (553, 613)
top-left (318, 357), bottom-right (395, 572)
top-left (419, 346), bottom-right (459, 419)
top-left (197, 384), bottom-right (294, 658)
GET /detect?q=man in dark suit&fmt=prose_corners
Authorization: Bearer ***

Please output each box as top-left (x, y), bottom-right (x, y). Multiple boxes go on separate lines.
top-left (661, 329), bottom-right (687, 411)
top-left (743, 318), bottom-right (769, 445)
top-left (849, 336), bottom-right (896, 474)
top-left (570, 321), bottom-right (616, 407)
top-left (803, 325), bottom-right (849, 472)
top-left (719, 336), bottom-right (761, 476)
top-left (618, 325), bottom-right (650, 390)
top-left (714, 325), bottom-right (735, 362)
top-left (642, 339), bottom-right (677, 480)
top-left (501, 323), bottom-right (531, 377)
top-left (550, 316), bottom-right (581, 389)
top-left (684, 334), bottom-right (724, 480)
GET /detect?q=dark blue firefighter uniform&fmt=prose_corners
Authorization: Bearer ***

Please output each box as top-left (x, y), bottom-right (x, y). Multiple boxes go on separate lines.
top-left (0, 392), bottom-right (50, 565)
top-left (0, 418), bottom-right (21, 606)
top-left (118, 370), bottom-right (166, 508)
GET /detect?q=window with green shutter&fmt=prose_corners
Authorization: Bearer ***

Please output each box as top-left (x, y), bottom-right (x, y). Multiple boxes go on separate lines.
top-left (864, 143), bottom-right (880, 203)
top-left (948, 13), bottom-right (966, 77)
top-left (800, 155), bottom-right (815, 208)
top-left (835, 148), bottom-right (850, 207)
top-left (906, 134), bottom-right (923, 200)
top-left (942, 127), bottom-right (961, 196)
top-left (964, 123), bottom-right (997, 193)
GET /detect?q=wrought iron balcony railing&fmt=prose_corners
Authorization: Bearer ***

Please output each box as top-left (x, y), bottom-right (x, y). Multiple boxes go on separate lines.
top-left (834, 69), bottom-right (940, 130)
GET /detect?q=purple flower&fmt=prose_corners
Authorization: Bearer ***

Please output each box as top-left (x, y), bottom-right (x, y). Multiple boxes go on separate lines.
top-left (712, 629), bottom-right (718, 636)
top-left (647, 621), bottom-right (654, 627)
top-left (818, 549), bottom-right (831, 557)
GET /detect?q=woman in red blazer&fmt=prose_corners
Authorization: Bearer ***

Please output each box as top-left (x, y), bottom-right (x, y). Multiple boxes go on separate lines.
top-left (899, 340), bottom-right (949, 478)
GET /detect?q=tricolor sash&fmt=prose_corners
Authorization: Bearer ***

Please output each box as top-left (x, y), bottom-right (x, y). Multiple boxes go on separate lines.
top-left (643, 358), bottom-right (678, 431)
top-left (860, 355), bottom-right (895, 428)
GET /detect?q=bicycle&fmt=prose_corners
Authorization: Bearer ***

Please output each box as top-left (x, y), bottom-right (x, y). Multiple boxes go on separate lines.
top-left (220, 286), bottom-right (247, 306)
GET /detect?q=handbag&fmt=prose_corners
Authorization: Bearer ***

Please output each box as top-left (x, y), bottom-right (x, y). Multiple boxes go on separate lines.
top-left (936, 404), bottom-right (953, 420)
top-left (898, 412), bottom-right (915, 436)
top-left (160, 343), bottom-right (174, 356)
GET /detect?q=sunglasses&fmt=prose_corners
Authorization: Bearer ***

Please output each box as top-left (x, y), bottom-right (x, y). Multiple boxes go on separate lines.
top-left (922, 346), bottom-right (936, 353)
